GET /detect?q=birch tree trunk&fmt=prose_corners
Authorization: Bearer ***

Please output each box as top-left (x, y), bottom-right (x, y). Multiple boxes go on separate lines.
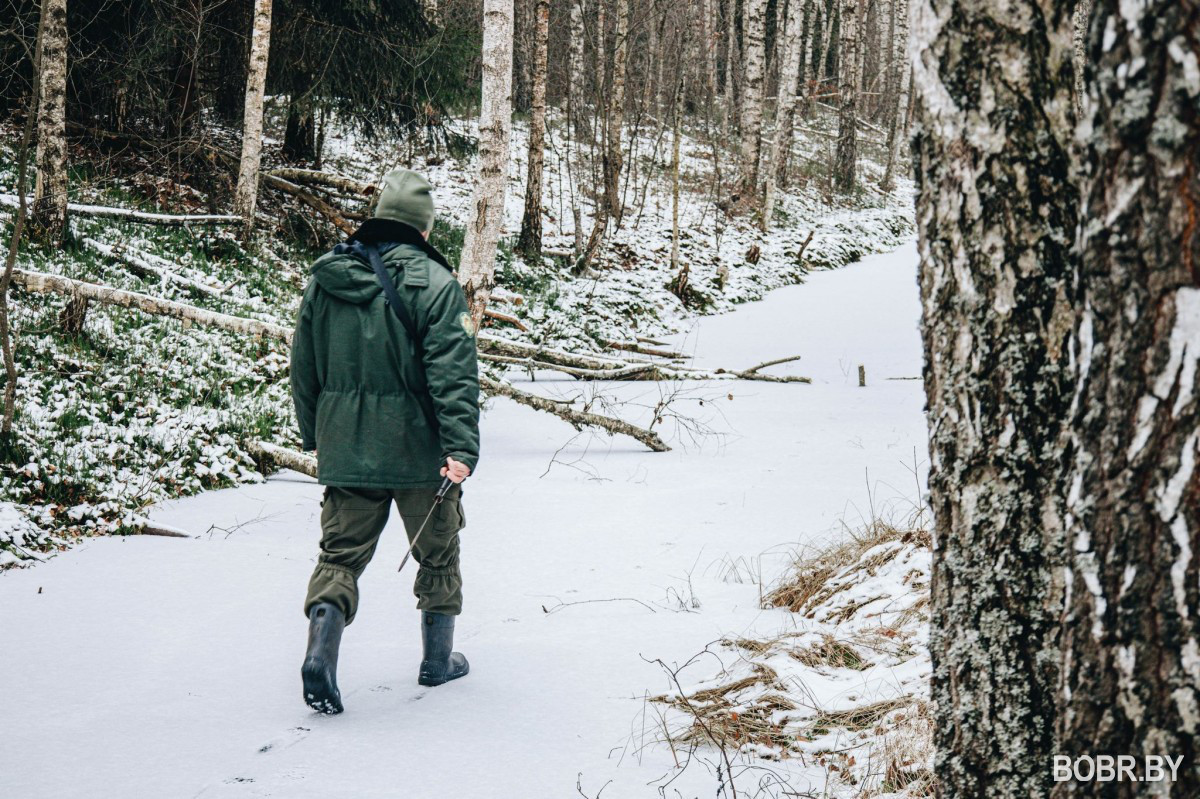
top-left (911, 0), bottom-right (1078, 794)
top-left (1070, 0), bottom-right (1092, 116)
top-left (31, 0), bottom-right (68, 246)
top-left (568, 0), bottom-right (591, 143)
top-left (516, 0), bottom-right (550, 261)
top-left (760, 0), bottom-right (803, 229)
top-left (879, 0), bottom-right (907, 192)
top-left (1056, 2), bottom-right (1200, 794)
top-left (605, 0), bottom-right (629, 227)
top-left (233, 0), bottom-right (274, 235)
top-left (832, 0), bottom-right (860, 193)
top-left (739, 0), bottom-right (768, 194)
top-left (458, 0), bottom-right (515, 330)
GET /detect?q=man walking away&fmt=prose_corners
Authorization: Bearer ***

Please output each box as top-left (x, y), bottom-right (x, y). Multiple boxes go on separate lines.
top-left (289, 169), bottom-right (480, 714)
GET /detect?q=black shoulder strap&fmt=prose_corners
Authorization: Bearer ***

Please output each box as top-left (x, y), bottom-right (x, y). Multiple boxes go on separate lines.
top-left (360, 242), bottom-right (424, 358)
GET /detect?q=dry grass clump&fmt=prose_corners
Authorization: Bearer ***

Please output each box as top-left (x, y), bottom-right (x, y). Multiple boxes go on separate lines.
top-left (656, 663), bottom-right (802, 753)
top-left (765, 514), bottom-right (930, 615)
top-left (808, 697), bottom-right (914, 734)
top-left (866, 701), bottom-right (936, 797)
top-left (791, 633), bottom-right (870, 670)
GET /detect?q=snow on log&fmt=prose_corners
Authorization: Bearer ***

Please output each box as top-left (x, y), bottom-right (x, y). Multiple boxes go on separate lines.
top-left (481, 376), bottom-right (669, 452)
top-left (483, 308), bottom-right (528, 331)
top-left (261, 174), bottom-right (356, 236)
top-left (247, 440), bottom-right (318, 478)
top-left (265, 168), bottom-right (374, 197)
top-left (81, 238), bottom-right (230, 300)
top-left (0, 195), bottom-right (240, 226)
top-left (9, 269), bottom-right (291, 343)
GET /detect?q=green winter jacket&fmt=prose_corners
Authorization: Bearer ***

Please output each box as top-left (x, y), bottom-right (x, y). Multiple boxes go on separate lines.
top-left (290, 239), bottom-right (480, 489)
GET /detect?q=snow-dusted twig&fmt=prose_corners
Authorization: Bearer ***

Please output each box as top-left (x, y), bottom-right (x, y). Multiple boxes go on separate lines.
top-left (481, 375), bottom-right (670, 452)
top-left (604, 339), bottom-right (688, 359)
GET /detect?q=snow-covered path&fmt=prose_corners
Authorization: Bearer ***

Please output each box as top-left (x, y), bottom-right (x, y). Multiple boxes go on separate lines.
top-left (0, 242), bottom-right (926, 799)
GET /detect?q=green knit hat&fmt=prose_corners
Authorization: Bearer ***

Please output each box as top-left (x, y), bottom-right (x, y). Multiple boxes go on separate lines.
top-left (373, 168), bottom-right (435, 233)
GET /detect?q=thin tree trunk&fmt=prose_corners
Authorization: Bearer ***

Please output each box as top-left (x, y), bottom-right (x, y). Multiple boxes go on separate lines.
top-left (568, 0), bottom-right (591, 143)
top-left (31, 0), bottom-right (68, 246)
top-left (458, 0), bottom-right (515, 330)
top-left (1071, 0), bottom-right (1092, 117)
top-left (761, 0), bottom-right (803, 229)
top-left (567, 0), bottom-right (588, 255)
top-left (912, 0), bottom-right (1078, 795)
top-left (0, 46), bottom-right (40, 435)
top-left (233, 0), bottom-right (274, 236)
top-left (833, 0), bottom-right (860, 193)
top-left (879, 0), bottom-right (907, 192)
top-left (606, 0), bottom-right (629, 227)
top-left (669, 68), bottom-right (684, 291)
top-left (517, 0), bottom-right (550, 261)
top-left (739, 0), bottom-right (767, 194)
top-left (1056, 2), bottom-right (1200, 795)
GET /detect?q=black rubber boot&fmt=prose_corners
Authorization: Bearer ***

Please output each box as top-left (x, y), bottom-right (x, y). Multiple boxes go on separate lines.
top-left (418, 611), bottom-right (470, 687)
top-left (302, 603), bottom-right (345, 714)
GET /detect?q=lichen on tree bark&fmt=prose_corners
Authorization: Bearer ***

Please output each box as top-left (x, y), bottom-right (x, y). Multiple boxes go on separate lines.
top-left (911, 0), bottom-right (1079, 794)
top-left (1055, 2), bottom-right (1200, 795)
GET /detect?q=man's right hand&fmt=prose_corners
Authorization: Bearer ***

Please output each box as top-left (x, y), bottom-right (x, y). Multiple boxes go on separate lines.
top-left (440, 457), bottom-right (470, 484)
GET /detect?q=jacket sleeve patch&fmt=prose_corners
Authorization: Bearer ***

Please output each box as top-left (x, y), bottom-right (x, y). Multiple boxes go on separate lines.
top-left (458, 311), bottom-right (475, 337)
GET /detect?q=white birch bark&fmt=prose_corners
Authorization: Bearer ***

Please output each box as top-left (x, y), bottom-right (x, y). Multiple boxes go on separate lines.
top-left (761, 0), bottom-right (804, 229)
top-left (739, 0), bottom-right (768, 193)
top-left (458, 0), bottom-right (515, 329)
top-left (233, 0), bottom-right (273, 234)
top-left (31, 0), bottom-right (68, 245)
top-left (912, 0), bottom-right (1078, 793)
top-left (833, 0), bottom-right (860, 192)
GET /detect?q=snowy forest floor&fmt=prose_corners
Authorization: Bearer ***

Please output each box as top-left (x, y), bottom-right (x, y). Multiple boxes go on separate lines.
top-left (0, 242), bottom-right (931, 798)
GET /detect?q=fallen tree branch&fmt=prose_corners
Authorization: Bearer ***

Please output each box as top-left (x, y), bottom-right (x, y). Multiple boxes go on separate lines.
top-left (484, 307), bottom-right (529, 331)
top-left (81, 238), bottom-right (229, 300)
top-left (261, 174), bottom-right (356, 236)
top-left (481, 375), bottom-right (670, 452)
top-left (247, 440), bottom-right (317, 478)
top-left (490, 287), bottom-right (525, 305)
top-left (9, 269), bottom-right (291, 343)
top-left (739, 355), bottom-right (804, 375)
top-left (605, 339), bottom-right (688, 360)
top-left (481, 352), bottom-right (657, 380)
top-left (265, 168), bottom-right (374, 197)
top-left (0, 194), bottom-right (240, 226)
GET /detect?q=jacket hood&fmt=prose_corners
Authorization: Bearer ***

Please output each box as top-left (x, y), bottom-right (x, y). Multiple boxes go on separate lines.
top-left (311, 244), bottom-right (387, 305)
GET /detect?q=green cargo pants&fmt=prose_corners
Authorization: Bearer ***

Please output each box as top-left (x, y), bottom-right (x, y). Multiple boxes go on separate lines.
top-left (304, 484), bottom-right (465, 623)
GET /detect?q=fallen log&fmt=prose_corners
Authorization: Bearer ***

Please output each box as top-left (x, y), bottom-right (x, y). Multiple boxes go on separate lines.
top-left (477, 335), bottom-right (633, 372)
top-left (605, 339), bottom-right (688, 360)
top-left (265, 168), bottom-right (374, 197)
top-left (248, 440), bottom-right (318, 478)
top-left (0, 194), bottom-right (240, 226)
top-left (261, 174), bottom-right (356, 236)
top-left (484, 308), bottom-right (529, 331)
top-left (9, 269), bottom-right (291, 343)
top-left (480, 352), bottom-right (656, 380)
top-left (81, 238), bottom-right (230, 300)
top-left (481, 376), bottom-right (669, 452)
